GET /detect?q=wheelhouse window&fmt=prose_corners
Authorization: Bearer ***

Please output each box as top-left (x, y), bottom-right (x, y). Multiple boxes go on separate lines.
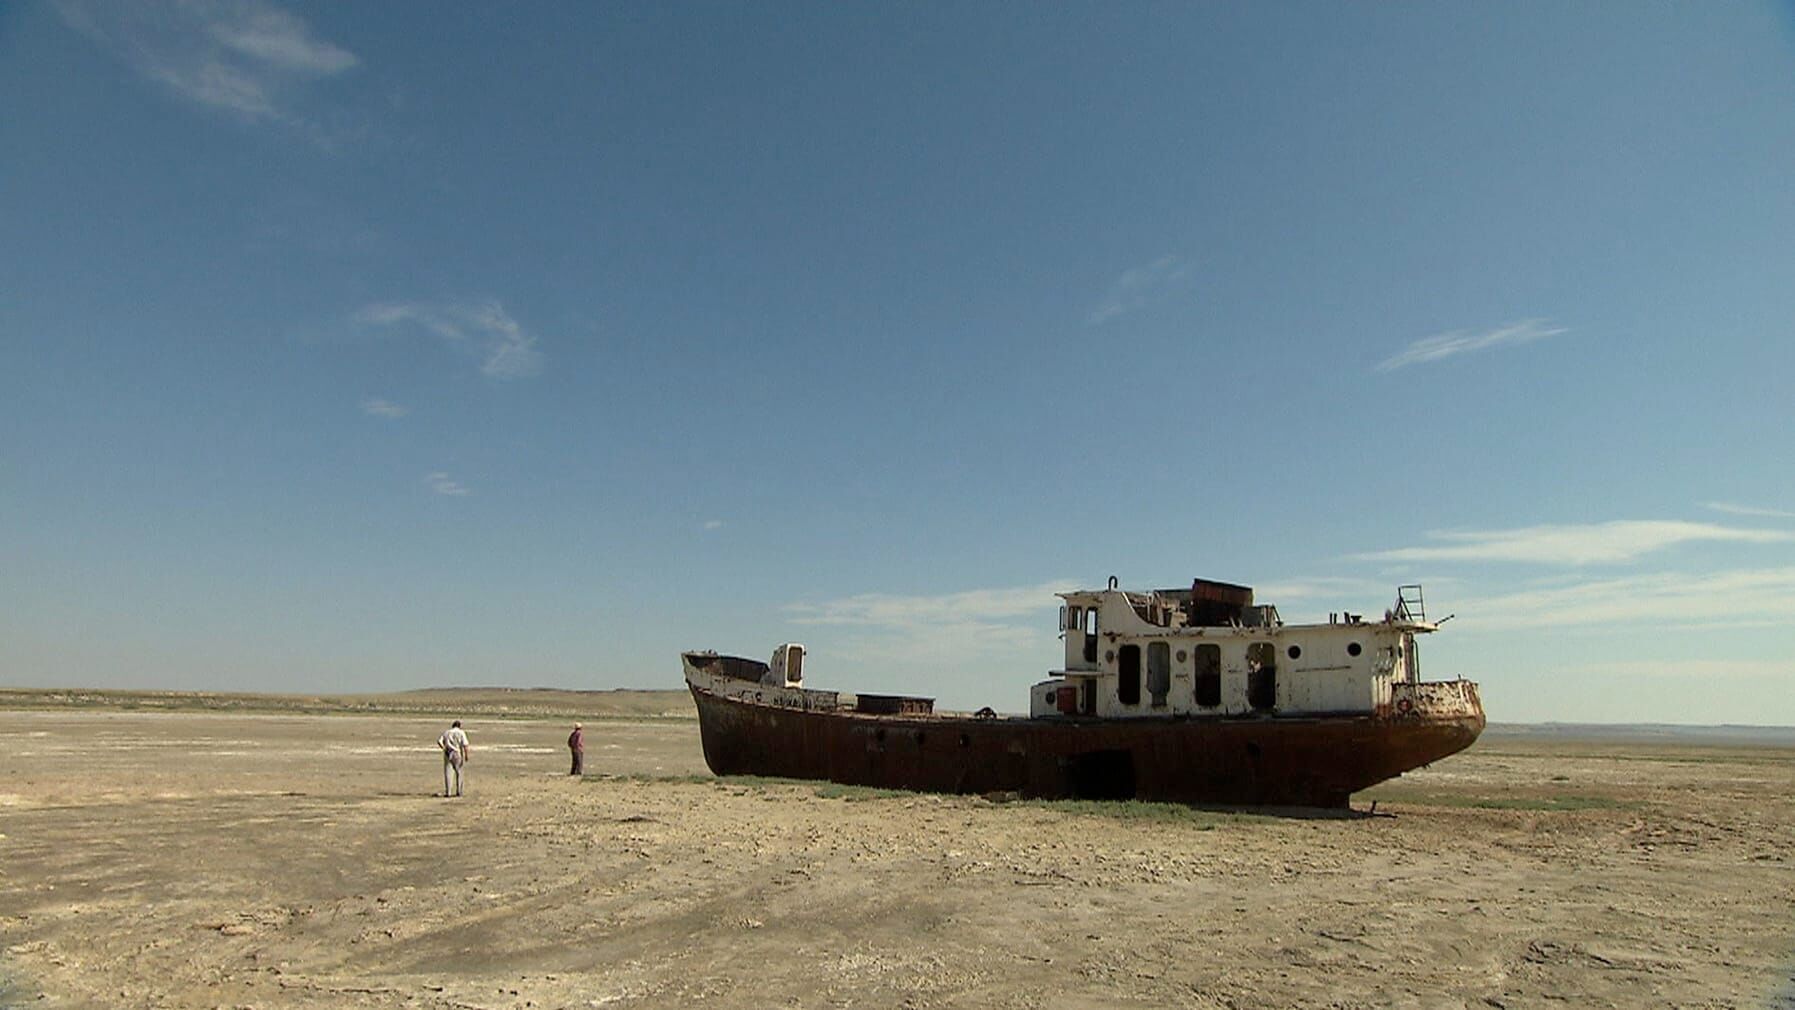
top-left (1117, 644), bottom-right (1141, 706)
top-left (1247, 641), bottom-right (1277, 711)
top-left (1083, 607), bottom-right (1099, 664)
top-left (1147, 642), bottom-right (1170, 707)
top-left (1194, 643), bottom-right (1221, 708)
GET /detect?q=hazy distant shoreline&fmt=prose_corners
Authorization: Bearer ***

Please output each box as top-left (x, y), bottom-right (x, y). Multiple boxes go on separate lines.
top-left (1483, 721), bottom-right (1795, 747)
top-left (3, 687), bottom-right (1792, 745)
top-left (0, 685), bottom-right (696, 721)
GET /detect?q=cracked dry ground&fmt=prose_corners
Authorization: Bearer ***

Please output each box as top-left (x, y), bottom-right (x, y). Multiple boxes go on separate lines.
top-left (2, 711), bottom-right (1793, 1009)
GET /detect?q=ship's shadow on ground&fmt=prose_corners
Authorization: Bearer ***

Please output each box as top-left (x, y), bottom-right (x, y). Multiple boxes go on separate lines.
top-left (688, 774), bottom-right (1395, 821)
top-left (1105, 801), bottom-right (1389, 821)
top-left (967, 789), bottom-right (1391, 821)
top-left (1210, 802), bottom-right (1391, 821)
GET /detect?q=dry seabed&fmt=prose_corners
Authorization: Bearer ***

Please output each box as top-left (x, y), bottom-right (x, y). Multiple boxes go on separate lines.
top-left (2, 710), bottom-right (1793, 1009)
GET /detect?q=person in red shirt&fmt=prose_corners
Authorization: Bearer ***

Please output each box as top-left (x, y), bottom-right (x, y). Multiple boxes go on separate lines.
top-left (567, 722), bottom-right (584, 776)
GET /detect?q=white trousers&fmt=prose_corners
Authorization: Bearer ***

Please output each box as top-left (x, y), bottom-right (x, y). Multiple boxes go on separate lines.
top-left (443, 752), bottom-right (465, 796)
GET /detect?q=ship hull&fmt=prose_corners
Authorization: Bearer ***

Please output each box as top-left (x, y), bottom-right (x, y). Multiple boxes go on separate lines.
top-left (686, 665), bottom-right (1483, 809)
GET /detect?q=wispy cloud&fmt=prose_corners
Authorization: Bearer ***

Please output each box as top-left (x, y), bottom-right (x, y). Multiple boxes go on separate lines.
top-left (784, 581), bottom-right (1078, 680)
top-left (360, 397), bottom-right (407, 418)
top-left (702, 519), bottom-right (725, 531)
top-left (1449, 567), bottom-right (1795, 630)
top-left (426, 472), bottom-right (469, 496)
top-left (1704, 501), bottom-right (1795, 521)
top-left (1355, 520), bottom-right (1792, 566)
top-left (1254, 576), bottom-right (1391, 602)
top-left (55, 0), bottom-right (357, 122)
top-left (1088, 256), bottom-right (1190, 325)
top-left (1376, 319), bottom-right (1567, 371)
top-left (787, 580), bottom-right (1078, 631)
top-left (1561, 658), bottom-right (1792, 681)
top-left (355, 300), bottom-right (544, 379)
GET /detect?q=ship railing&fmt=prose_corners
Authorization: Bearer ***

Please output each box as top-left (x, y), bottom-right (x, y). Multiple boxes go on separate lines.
top-left (1392, 584), bottom-right (1426, 623)
top-left (1389, 680), bottom-right (1480, 720)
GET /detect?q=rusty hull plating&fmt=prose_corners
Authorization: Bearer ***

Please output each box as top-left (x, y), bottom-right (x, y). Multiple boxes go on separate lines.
top-left (682, 579), bottom-right (1485, 808)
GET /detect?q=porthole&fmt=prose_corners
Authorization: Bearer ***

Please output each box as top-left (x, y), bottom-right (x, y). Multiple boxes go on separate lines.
top-left (1347, 642), bottom-right (1362, 657)
top-left (1287, 645), bottom-right (1302, 660)
top-left (1105, 650), bottom-right (1116, 663)
top-left (1175, 650), bottom-right (1188, 663)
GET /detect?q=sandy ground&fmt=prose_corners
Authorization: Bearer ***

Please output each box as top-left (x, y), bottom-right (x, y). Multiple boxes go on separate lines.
top-left (3, 710), bottom-right (1793, 1009)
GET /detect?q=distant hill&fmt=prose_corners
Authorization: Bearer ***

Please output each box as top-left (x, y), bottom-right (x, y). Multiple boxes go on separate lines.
top-left (0, 686), bottom-right (696, 720)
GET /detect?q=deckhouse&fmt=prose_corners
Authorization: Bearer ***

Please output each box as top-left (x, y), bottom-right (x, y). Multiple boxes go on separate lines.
top-left (1031, 578), bottom-right (1437, 719)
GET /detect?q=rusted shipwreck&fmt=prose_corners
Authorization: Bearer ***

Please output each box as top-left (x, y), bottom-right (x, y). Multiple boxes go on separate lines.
top-left (682, 578), bottom-right (1483, 808)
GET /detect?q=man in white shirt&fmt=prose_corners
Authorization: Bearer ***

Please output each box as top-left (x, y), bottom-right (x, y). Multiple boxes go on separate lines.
top-left (438, 720), bottom-right (470, 797)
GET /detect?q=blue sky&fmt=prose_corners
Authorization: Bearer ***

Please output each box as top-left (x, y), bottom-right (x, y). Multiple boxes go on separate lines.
top-left (3, 2), bottom-right (1793, 723)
